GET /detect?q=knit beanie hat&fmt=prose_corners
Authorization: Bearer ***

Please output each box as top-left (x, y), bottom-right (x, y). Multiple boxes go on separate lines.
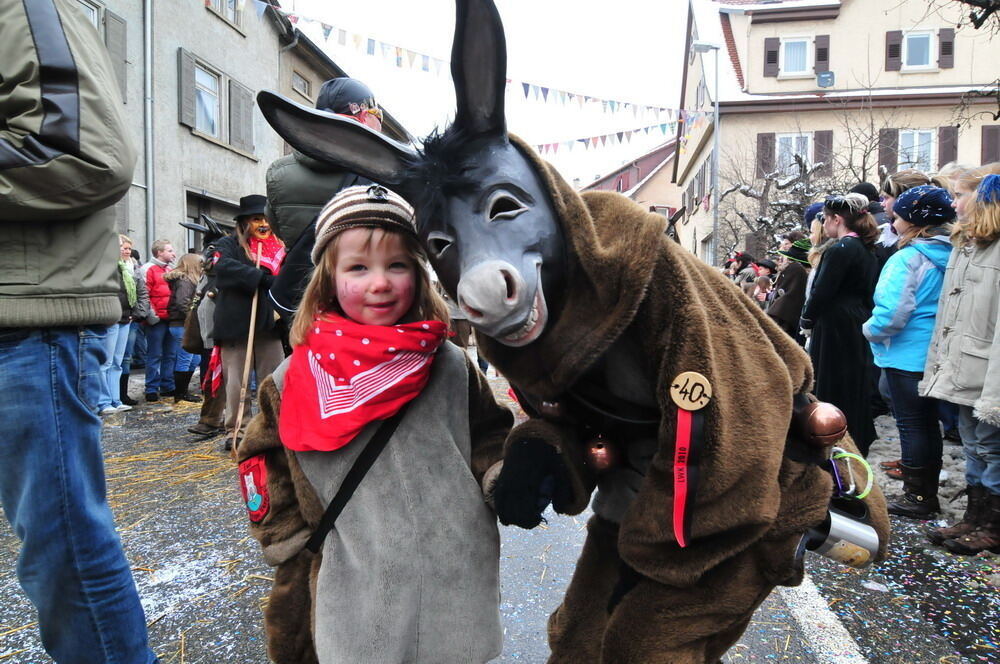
top-left (312, 185), bottom-right (417, 264)
top-left (778, 238), bottom-right (812, 265)
top-left (804, 202), bottom-right (824, 225)
top-left (893, 185), bottom-right (956, 226)
top-left (316, 78), bottom-right (377, 115)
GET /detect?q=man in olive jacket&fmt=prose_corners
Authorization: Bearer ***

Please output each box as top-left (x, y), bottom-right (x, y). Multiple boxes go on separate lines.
top-left (0, 1), bottom-right (156, 661)
top-left (266, 77), bottom-right (379, 320)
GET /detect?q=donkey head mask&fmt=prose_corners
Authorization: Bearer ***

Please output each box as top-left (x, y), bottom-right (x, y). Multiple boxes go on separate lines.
top-left (258, 0), bottom-right (567, 347)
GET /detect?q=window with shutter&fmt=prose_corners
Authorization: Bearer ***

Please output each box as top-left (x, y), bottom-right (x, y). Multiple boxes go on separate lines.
top-left (983, 126), bottom-right (1000, 164)
top-left (763, 38), bottom-right (780, 77)
top-left (814, 130), bottom-right (833, 176)
top-left (103, 10), bottom-right (127, 102)
top-left (229, 80), bottom-right (253, 154)
top-left (757, 133), bottom-right (775, 178)
top-left (902, 31), bottom-right (935, 70)
top-left (938, 28), bottom-right (955, 68)
top-left (815, 35), bottom-right (830, 73)
top-left (177, 49), bottom-right (196, 128)
top-left (885, 31), bottom-right (903, 71)
top-left (938, 126), bottom-right (958, 167)
top-left (779, 37), bottom-right (812, 76)
top-left (777, 133), bottom-right (812, 175)
top-left (898, 129), bottom-right (935, 172)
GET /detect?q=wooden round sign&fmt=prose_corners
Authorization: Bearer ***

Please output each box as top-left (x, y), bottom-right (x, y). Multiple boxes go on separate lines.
top-left (670, 371), bottom-right (712, 411)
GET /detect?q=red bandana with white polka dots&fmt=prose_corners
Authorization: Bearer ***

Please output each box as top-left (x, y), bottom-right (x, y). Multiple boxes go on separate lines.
top-left (279, 313), bottom-right (448, 452)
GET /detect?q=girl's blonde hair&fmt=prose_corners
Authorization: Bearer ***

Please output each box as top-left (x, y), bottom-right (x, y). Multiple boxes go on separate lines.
top-left (881, 169), bottom-right (931, 198)
top-left (931, 162), bottom-right (970, 194)
top-left (953, 163), bottom-right (1000, 246)
top-left (290, 228), bottom-right (450, 346)
top-left (896, 224), bottom-right (952, 249)
top-left (168, 253), bottom-right (203, 284)
top-left (118, 233), bottom-right (133, 246)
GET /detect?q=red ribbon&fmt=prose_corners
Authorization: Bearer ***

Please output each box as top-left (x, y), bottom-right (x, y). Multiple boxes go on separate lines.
top-left (673, 408), bottom-right (693, 548)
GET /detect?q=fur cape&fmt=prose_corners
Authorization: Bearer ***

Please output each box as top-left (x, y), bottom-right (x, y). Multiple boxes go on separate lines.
top-left (478, 137), bottom-right (889, 660)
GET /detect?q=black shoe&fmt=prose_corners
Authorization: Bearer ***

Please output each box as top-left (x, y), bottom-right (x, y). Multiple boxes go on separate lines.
top-left (943, 428), bottom-right (962, 444)
top-left (145, 392), bottom-right (159, 403)
top-left (188, 422), bottom-right (224, 437)
top-left (174, 393), bottom-right (203, 404)
top-left (888, 464), bottom-right (941, 519)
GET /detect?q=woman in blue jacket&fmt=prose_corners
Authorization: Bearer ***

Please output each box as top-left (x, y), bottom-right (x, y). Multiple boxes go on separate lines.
top-left (864, 185), bottom-right (955, 518)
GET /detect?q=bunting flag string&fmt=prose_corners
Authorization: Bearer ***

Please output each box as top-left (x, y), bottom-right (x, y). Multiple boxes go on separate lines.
top-left (529, 119), bottom-right (686, 156)
top-left (268, 5), bottom-right (690, 120)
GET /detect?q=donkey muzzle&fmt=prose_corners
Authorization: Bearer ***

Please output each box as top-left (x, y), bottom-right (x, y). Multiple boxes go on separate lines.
top-left (457, 261), bottom-right (547, 346)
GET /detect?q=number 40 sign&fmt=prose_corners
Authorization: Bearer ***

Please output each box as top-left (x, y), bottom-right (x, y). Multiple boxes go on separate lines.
top-left (669, 371), bottom-right (712, 411)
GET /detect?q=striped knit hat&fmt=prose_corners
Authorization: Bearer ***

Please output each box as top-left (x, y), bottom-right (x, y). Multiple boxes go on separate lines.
top-left (312, 185), bottom-right (417, 263)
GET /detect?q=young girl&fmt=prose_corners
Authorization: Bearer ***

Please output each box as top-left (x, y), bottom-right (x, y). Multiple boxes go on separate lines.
top-left (236, 185), bottom-right (512, 664)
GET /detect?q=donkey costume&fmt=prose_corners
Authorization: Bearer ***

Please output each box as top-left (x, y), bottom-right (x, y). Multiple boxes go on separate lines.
top-left (256, 1), bottom-right (890, 661)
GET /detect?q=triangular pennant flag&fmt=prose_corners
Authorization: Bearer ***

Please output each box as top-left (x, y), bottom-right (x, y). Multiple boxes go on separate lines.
top-left (552, 143), bottom-right (559, 154)
top-left (601, 101), bottom-right (608, 113)
top-left (394, 46), bottom-right (403, 67)
top-left (541, 87), bottom-right (549, 102)
top-left (532, 85), bottom-right (541, 101)
top-left (338, 29), bottom-right (347, 45)
top-left (407, 50), bottom-right (418, 68)
top-left (616, 132), bottom-right (624, 142)
top-left (644, 126), bottom-right (651, 134)
top-left (434, 58), bottom-right (444, 75)
top-left (422, 55), bottom-right (430, 71)
top-left (321, 23), bottom-right (332, 40)
top-left (625, 131), bottom-right (633, 142)
top-left (577, 95), bottom-right (584, 108)
top-left (522, 82), bottom-right (530, 99)
top-left (660, 123), bottom-right (668, 134)
top-left (600, 135), bottom-right (607, 146)
top-left (609, 100), bottom-right (617, 112)
top-left (633, 105), bottom-right (639, 118)
top-left (591, 137), bottom-right (599, 147)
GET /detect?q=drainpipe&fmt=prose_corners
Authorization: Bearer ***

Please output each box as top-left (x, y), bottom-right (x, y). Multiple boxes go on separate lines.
top-left (143, 0), bottom-right (155, 248)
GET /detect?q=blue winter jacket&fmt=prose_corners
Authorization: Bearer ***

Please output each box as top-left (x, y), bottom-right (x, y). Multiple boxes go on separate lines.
top-left (863, 235), bottom-right (953, 372)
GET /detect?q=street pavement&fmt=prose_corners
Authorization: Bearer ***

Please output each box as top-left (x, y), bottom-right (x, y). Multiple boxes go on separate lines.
top-left (0, 372), bottom-right (997, 663)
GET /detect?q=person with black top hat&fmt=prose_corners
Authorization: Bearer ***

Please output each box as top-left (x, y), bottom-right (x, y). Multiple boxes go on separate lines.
top-left (265, 77), bottom-right (382, 321)
top-left (212, 194), bottom-right (286, 446)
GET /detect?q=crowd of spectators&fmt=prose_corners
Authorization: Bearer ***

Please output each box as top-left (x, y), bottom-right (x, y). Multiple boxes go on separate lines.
top-left (722, 161), bottom-right (1000, 556)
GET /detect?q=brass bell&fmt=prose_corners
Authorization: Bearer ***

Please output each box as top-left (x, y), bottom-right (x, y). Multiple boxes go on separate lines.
top-left (584, 436), bottom-right (621, 473)
top-left (796, 401), bottom-right (848, 448)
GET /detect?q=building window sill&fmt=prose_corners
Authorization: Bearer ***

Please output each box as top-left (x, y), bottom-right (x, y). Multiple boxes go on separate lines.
top-left (777, 72), bottom-right (814, 80)
top-left (190, 129), bottom-right (258, 162)
top-left (900, 66), bottom-right (939, 74)
top-left (292, 88), bottom-right (314, 105)
top-left (205, 6), bottom-right (247, 37)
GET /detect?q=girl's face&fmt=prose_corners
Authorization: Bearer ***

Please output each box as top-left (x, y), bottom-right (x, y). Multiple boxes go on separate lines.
top-left (892, 214), bottom-right (914, 236)
top-left (952, 183), bottom-right (974, 220)
top-left (822, 210), bottom-right (842, 239)
top-left (333, 228), bottom-right (417, 326)
top-left (120, 241), bottom-right (132, 261)
top-left (883, 194), bottom-right (896, 217)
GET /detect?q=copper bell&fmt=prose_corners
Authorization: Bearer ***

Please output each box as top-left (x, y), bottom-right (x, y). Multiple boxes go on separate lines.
top-left (796, 402), bottom-right (848, 448)
top-left (584, 436), bottom-right (621, 473)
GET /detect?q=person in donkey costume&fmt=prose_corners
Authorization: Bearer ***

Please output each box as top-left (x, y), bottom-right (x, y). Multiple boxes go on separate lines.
top-left (236, 185), bottom-right (512, 664)
top-left (255, 1), bottom-right (891, 661)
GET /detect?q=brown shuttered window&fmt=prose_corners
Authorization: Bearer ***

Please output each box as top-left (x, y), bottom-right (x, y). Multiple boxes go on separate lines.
top-left (103, 10), bottom-right (127, 102)
top-left (764, 38), bottom-right (780, 77)
top-left (879, 128), bottom-right (899, 175)
top-left (885, 31), bottom-right (903, 71)
top-left (757, 133), bottom-right (775, 178)
top-left (815, 35), bottom-right (830, 73)
top-left (983, 125), bottom-right (1000, 164)
top-left (938, 28), bottom-right (955, 69)
top-left (814, 130), bottom-right (833, 176)
top-left (177, 49), bottom-right (196, 128)
top-left (938, 126), bottom-right (958, 168)
top-left (229, 79), bottom-right (254, 153)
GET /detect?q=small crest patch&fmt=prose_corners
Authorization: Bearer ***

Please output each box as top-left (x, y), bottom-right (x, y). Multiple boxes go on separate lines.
top-left (239, 455), bottom-right (270, 522)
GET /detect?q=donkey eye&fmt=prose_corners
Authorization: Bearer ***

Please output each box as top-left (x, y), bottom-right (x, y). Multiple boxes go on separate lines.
top-left (488, 194), bottom-right (527, 221)
top-left (427, 231), bottom-right (453, 259)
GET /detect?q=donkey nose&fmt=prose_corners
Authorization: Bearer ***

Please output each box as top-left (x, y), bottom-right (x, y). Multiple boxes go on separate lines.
top-left (457, 261), bottom-right (524, 324)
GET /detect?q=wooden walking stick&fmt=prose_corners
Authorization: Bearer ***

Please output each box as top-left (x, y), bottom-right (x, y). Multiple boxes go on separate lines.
top-left (231, 243), bottom-right (263, 455)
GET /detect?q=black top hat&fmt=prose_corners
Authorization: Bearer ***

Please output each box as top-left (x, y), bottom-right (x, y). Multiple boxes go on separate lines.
top-left (235, 194), bottom-right (267, 221)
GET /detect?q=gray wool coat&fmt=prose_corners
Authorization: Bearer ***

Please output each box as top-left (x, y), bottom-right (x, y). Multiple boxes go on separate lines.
top-left (239, 341), bottom-right (512, 664)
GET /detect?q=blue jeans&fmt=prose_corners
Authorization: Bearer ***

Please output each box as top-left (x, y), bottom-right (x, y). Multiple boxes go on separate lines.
top-left (169, 326), bottom-right (199, 372)
top-left (0, 327), bottom-right (156, 663)
top-left (143, 320), bottom-right (175, 394)
top-left (121, 321), bottom-right (140, 375)
top-left (97, 322), bottom-right (131, 409)
top-left (884, 368), bottom-right (942, 469)
top-left (958, 405), bottom-right (1000, 494)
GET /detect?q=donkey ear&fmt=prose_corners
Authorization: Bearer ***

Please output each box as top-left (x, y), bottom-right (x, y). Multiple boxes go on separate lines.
top-left (451, 0), bottom-right (507, 137)
top-left (257, 90), bottom-right (417, 188)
